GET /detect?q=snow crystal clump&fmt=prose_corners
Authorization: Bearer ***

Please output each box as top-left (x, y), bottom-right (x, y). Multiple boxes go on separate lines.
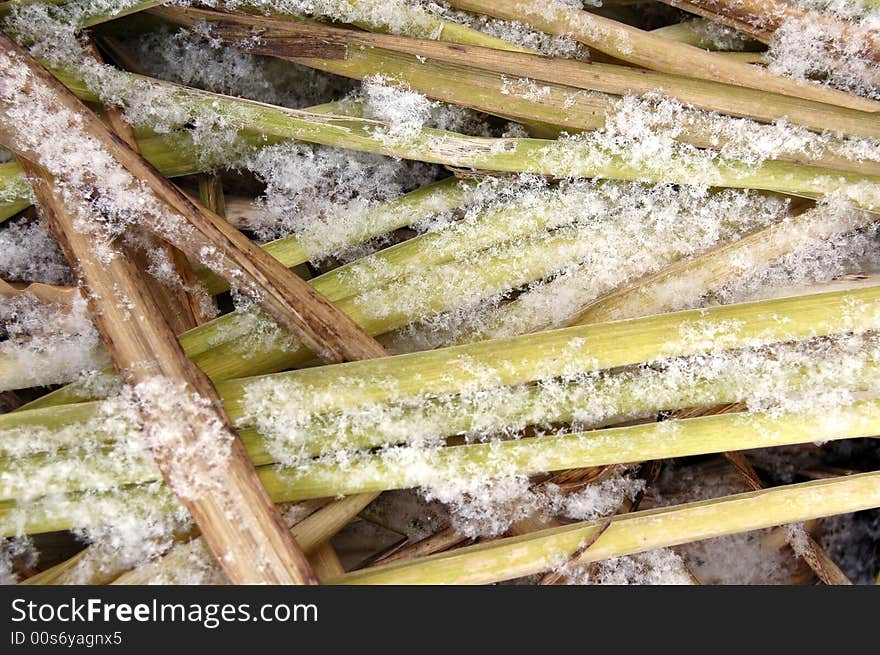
top-left (0, 292), bottom-right (107, 390)
top-left (0, 537), bottom-right (37, 584)
top-left (221, 0), bottom-right (444, 39)
top-left (765, 6), bottom-right (880, 100)
top-left (556, 549), bottom-right (694, 585)
top-left (422, 471), bottom-right (644, 538)
top-left (129, 378), bottom-right (233, 501)
top-left (0, 218), bottom-right (71, 285)
top-left (236, 142), bottom-right (438, 248)
top-left (127, 26), bottom-right (352, 108)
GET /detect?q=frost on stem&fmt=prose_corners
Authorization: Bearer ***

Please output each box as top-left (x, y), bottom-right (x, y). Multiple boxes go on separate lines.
top-left (240, 334), bottom-right (880, 469)
top-left (358, 76), bottom-right (509, 141)
top-left (234, 78), bottom-right (513, 252)
top-left (236, 141), bottom-right (439, 247)
top-left (387, 181), bottom-right (790, 350)
top-left (432, 2), bottom-right (592, 59)
top-left (765, 2), bottom-right (880, 99)
top-left (422, 472), bottom-right (644, 538)
top-left (645, 462), bottom-right (809, 584)
top-left (129, 377), bottom-right (233, 502)
top-left (218, 0), bottom-right (446, 38)
top-left (0, 536), bottom-right (37, 584)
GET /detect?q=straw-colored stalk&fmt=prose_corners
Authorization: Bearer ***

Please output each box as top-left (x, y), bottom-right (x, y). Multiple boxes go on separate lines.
top-left (3, 287), bottom-right (880, 530)
top-left (331, 471), bottom-right (880, 584)
top-left (1, 60), bottom-right (878, 217)
top-left (156, 6), bottom-right (880, 175)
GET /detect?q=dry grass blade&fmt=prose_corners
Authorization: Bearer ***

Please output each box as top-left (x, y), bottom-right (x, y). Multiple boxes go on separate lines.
top-left (446, 0), bottom-right (880, 112)
top-left (91, 41), bottom-right (212, 335)
top-left (0, 278), bottom-right (76, 304)
top-left (538, 518), bottom-right (614, 585)
top-left (0, 34), bottom-right (385, 364)
top-left (13, 154), bottom-right (318, 585)
top-left (368, 527), bottom-right (473, 568)
top-left (722, 450), bottom-right (852, 586)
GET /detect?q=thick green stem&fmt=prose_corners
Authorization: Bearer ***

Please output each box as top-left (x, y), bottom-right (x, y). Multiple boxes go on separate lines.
top-left (2, 63), bottom-right (879, 217)
top-left (3, 399), bottom-right (878, 536)
top-left (3, 287), bottom-right (880, 498)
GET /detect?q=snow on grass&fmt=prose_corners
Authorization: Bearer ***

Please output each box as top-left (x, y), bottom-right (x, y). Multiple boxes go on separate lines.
top-left (220, 0), bottom-right (445, 38)
top-left (0, 218), bottom-right (71, 285)
top-left (0, 291), bottom-right (108, 390)
top-left (555, 548), bottom-right (694, 585)
top-left (126, 25), bottom-right (353, 109)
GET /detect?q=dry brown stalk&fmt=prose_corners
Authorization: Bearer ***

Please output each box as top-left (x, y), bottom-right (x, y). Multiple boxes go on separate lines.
top-left (723, 451), bottom-right (852, 585)
top-left (0, 278), bottom-right (77, 305)
top-left (309, 543), bottom-right (346, 580)
top-left (93, 51), bottom-right (213, 333)
top-left (14, 151), bottom-right (319, 584)
top-left (0, 34), bottom-right (386, 363)
top-left (368, 527), bottom-right (474, 567)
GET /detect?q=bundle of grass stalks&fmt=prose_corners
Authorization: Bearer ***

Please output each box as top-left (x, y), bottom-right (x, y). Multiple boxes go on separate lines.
top-left (0, 0), bottom-right (879, 586)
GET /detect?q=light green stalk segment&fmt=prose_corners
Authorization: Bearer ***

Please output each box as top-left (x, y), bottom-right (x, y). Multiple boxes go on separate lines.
top-left (0, 198), bottom-right (29, 222)
top-left (161, 221), bottom-right (658, 381)
top-left (255, 399), bottom-right (880, 501)
top-left (3, 399), bottom-right (879, 536)
top-left (42, 66), bottom-right (880, 206)
top-left (104, 85), bottom-right (880, 211)
top-left (0, 161), bottom-right (31, 221)
top-left (5, 284), bottom-right (880, 459)
top-left (15, 279), bottom-right (880, 412)
top-left (217, 285), bottom-right (880, 418)
top-left (331, 471), bottom-right (880, 584)
top-left (5, 352), bottom-right (878, 500)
